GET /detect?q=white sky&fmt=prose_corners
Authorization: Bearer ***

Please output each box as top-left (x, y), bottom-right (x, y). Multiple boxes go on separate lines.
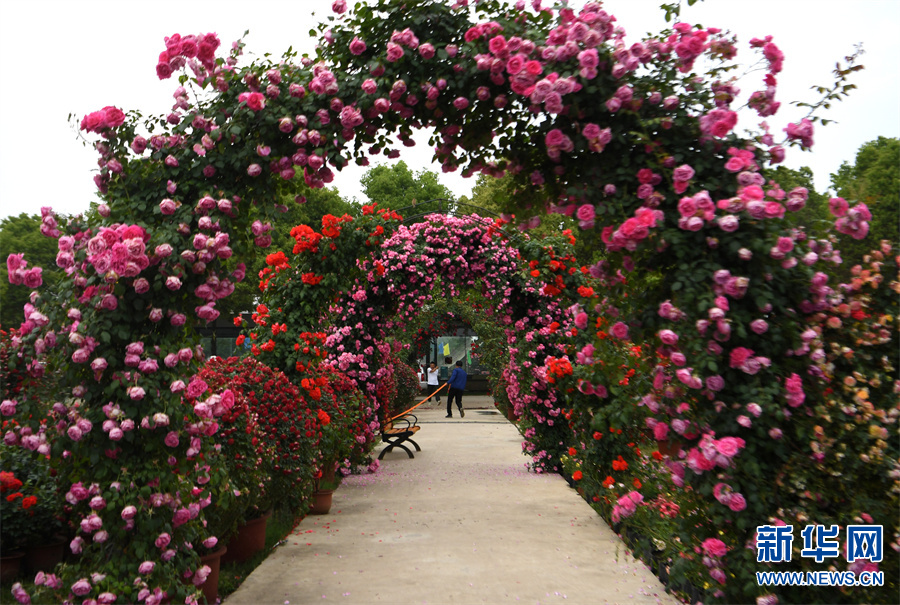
top-left (0, 0), bottom-right (897, 220)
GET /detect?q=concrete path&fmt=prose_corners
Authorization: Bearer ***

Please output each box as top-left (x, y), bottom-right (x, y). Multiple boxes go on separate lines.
top-left (226, 396), bottom-right (677, 605)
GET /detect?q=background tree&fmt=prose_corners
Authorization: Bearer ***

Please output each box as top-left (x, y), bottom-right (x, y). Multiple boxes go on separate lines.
top-left (0, 214), bottom-right (61, 328)
top-left (830, 136), bottom-right (900, 273)
top-left (359, 161), bottom-right (454, 214)
top-left (766, 165), bottom-right (830, 234)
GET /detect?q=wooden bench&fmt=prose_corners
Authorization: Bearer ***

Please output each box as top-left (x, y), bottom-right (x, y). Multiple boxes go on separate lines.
top-left (379, 413), bottom-right (421, 459)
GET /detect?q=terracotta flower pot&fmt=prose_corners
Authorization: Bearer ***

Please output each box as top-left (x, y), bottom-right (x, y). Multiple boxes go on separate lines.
top-left (657, 439), bottom-right (682, 457)
top-left (222, 510), bottom-right (272, 564)
top-left (196, 545), bottom-right (227, 604)
top-left (309, 489), bottom-right (334, 515)
top-left (24, 538), bottom-right (67, 573)
top-left (0, 551), bottom-right (25, 583)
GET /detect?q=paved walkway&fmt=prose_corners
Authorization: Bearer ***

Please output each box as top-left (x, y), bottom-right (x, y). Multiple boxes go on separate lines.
top-left (226, 396), bottom-right (676, 605)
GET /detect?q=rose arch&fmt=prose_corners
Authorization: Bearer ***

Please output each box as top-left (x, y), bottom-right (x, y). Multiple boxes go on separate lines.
top-left (245, 206), bottom-right (588, 439)
top-left (2, 0), bottom-right (896, 603)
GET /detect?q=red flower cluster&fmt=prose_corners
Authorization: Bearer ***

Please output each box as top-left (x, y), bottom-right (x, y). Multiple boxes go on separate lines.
top-left (301, 375), bottom-right (328, 401)
top-left (301, 272), bottom-right (324, 285)
top-left (546, 356), bottom-right (573, 383)
top-left (321, 213), bottom-right (353, 239)
top-left (290, 224), bottom-right (323, 254)
top-left (0, 471), bottom-right (23, 493)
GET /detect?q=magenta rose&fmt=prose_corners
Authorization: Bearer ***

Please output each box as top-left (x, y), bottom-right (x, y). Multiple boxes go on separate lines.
top-left (702, 538), bottom-right (728, 558)
top-left (71, 579), bottom-right (92, 596)
top-left (728, 493), bottom-right (747, 512)
top-left (610, 321), bottom-right (629, 340)
top-left (715, 436), bottom-right (744, 458)
top-left (653, 422), bottom-right (669, 441)
top-left (23, 267), bottom-right (43, 288)
top-left (164, 432), bottom-right (179, 448)
top-left (349, 37), bottom-right (367, 55)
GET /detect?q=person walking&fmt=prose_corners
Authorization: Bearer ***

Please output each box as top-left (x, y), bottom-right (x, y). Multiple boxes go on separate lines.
top-left (446, 360), bottom-right (467, 418)
top-left (426, 361), bottom-right (442, 404)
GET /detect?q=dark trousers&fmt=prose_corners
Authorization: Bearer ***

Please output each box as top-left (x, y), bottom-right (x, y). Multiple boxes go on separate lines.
top-left (447, 388), bottom-right (464, 415)
top-left (428, 383), bottom-right (442, 401)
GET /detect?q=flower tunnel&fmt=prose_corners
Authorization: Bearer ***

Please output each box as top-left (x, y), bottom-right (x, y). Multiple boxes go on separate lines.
top-left (245, 207), bottom-right (589, 433)
top-left (1, 0), bottom-right (897, 602)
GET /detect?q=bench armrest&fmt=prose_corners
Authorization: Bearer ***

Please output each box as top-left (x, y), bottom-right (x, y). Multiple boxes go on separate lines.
top-left (390, 413), bottom-right (418, 430)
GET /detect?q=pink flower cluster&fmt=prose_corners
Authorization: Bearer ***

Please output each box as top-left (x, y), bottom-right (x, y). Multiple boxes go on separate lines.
top-left (724, 147), bottom-right (756, 173)
top-left (601, 206), bottom-right (663, 252)
top-left (85, 224), bottom-right (150, 280)
top-left (701, 537), bottom-right (729, 585)
top-left (829, 197), bottom-right (871, 240)
top-left (784, 372), bottom-right (806, 407)
top-left (728, 346), bottom-right (771, 375)
top-left (784, 118), bottom-right (814, 149)
top-left (677, 190), bottom-right (715, 231)
top-left (685, 433), bottom-right (746, 474)
top-left (668, 23), bottom-right (710, 73)
top-left (544, 128), bottom-right (573, 161)
top-left (713, 482), bottom-right (747, 512)
top-left (611, 490), bottom-right (644, 522)
top-left (6, 254), bottom-right (43, 289)
top-left (699, 108), bottom-right (738, 139)
top-left (156, 32), bottom-right (220, 80)
top-left (530, 74), bottom-right (580, 113)
top-left (581, 123), bottom-right (611, 153)
top-left (386, 28), bottom-right (419, 62)
top-left (80, 106), bottom-right (126, 134)
top-left (238, 91), bottom-right (266, 111)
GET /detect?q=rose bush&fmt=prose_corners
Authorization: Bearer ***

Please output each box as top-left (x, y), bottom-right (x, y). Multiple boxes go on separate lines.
top-left (195, 357), bottom-right (277, 523)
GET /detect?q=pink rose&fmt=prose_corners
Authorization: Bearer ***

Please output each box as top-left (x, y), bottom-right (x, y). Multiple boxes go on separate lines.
top-left (164, 431), bottom-right (179, 448)
top-left (172, 507), bottom-right (191, 528)
top-left (159, 198), bottom-right (177, 215)
top-left (729, 347), bottom-right (753, 368)
top-left (155, 533), bottom-right (171, 549)
top-left (71, 579), bottom-right (92, 596)
top-left (23, 267), bottom-right (43, 289)
top-left (705, 375), bottom-right (724, 391)
top-left (672, 164), bottom-right (695, 182)
top-left (658, 329), bottom-right (678, 345)
top-left (418, 43), bottom-right (435, 59)
top-left (349, 37), bottom-right (367, 55)
top-left (728, 492), bottom-right (747, 512)
top-left (653, 422), bottom-right (669, 441)
top-left (193, 565), bottom-right (211, 586)
top-left (715, 436), bottom-right (744, 458)
top-left (702, 538), bottom-right (727, 557)
top-left (610, 322), bottom-right (629, 340)
top-left (244, 92), bottom-right (266, 111)
top-left (828, 197), bottom-right (849, 217)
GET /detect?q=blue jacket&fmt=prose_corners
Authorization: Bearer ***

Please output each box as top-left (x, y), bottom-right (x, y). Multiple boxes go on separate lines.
top-left (447, 367), bottom-right (468, 390)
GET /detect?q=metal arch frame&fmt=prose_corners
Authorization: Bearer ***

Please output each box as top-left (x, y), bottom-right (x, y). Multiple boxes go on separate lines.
top-left (392, 198), bottom-right (527, 245)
